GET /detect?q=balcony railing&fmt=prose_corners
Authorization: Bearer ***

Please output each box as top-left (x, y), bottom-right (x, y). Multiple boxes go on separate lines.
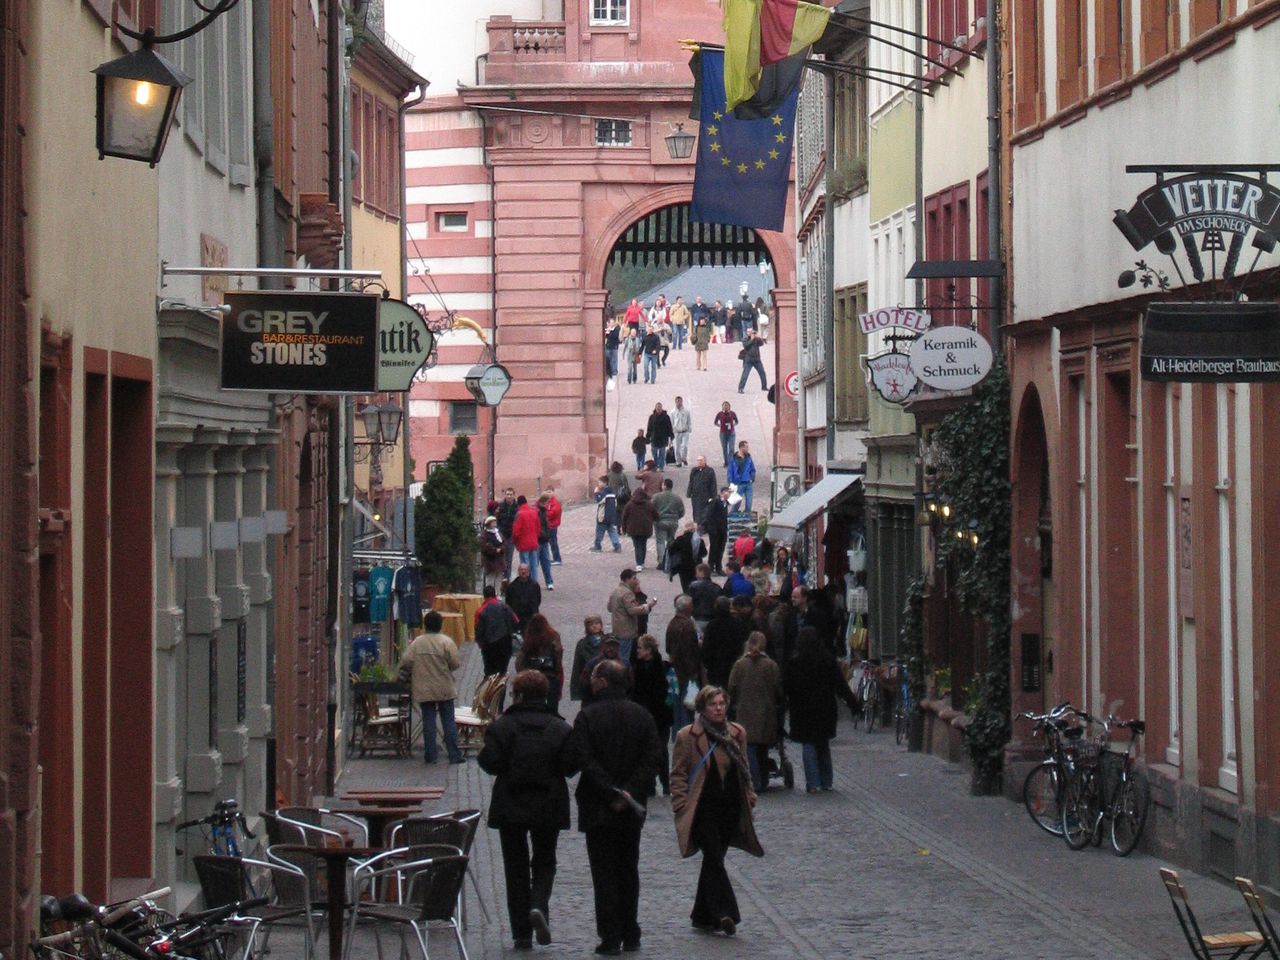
top-left (487, 17), bottom-right (568, 67)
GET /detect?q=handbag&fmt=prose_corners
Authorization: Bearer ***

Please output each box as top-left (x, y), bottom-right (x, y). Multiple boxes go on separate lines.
top-left (666, 444), bottom-right (676, 463)
top-left (738, 348), bottom-right (746, 359)
top-left (848, 533), bottom-right (867, 573)
top-left (682, 679), bottom-right (699, 711)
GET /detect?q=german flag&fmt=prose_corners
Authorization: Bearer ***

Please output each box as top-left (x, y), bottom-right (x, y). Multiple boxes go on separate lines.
top-left (723, 0), bottom-right (830, 111)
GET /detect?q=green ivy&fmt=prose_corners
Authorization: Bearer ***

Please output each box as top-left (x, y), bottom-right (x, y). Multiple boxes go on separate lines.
top-left (931, 358), bottom-right (1011, 789)
top-left (414, 436), bottom-right (477, 591)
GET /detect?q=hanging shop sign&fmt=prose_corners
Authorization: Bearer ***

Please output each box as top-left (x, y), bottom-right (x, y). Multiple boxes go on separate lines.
top-left (908, 325), bottom-right (993, 391)
top-left (864, 350), bottom-right (918, 404)
top-left (377, 298), bottom-right (435, 391)
top-left (221, 290), bottom-right (379, 393)
top-left (1141, 301), bottom-right (1280, 382)
top-left (858, 306), bottom-right (933, 335)
top-left (1114, 173), bottom-right (1280, 251)
top-left (464, 363), bottom-right (513, 406)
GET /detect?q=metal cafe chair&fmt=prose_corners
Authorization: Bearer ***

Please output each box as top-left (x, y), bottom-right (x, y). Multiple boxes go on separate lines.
top-left (342, 854), bottom-right (470, 960)
top-left (193, 854), bottom-right (317, 960)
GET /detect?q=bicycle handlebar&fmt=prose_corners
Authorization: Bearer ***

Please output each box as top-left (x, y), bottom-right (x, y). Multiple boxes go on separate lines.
top-left (32, 887), bottom-right (171, 950)
top-left (103, 888), bottom-right (172, 926)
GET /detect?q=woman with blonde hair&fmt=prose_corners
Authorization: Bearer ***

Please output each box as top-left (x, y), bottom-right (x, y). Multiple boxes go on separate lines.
top-left (669, 685), bottom-right (763, 936)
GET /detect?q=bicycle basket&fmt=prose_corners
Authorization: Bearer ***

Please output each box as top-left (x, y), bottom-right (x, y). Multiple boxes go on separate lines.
top-left (1098, 750), bottom-right (1126, 794)
top-left (1076, 739), bottom-right (1103, 765)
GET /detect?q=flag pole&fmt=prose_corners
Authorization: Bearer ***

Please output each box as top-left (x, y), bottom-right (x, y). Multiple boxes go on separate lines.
top-left (828, 10), bottom-right (983, 61)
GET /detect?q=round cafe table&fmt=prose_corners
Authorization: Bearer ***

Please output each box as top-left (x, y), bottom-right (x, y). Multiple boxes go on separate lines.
top-left (434, 593), bottom-right (482, 642)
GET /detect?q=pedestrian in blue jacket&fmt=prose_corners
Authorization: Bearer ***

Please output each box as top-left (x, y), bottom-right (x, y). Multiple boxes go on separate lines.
top-left (727, 441), bottom-right (757, 515)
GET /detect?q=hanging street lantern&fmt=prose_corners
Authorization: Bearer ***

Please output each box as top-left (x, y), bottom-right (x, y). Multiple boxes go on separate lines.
top-left (664, 122), bottom-right (696, 160)
top-left (93, 43), bottom-right (191, 166)
top-left (464, 363), bottom-right (513, 406)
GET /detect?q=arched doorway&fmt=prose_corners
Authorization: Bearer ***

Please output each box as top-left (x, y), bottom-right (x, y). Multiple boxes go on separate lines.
top-left (1010, 385), bottom-right (1052, 729)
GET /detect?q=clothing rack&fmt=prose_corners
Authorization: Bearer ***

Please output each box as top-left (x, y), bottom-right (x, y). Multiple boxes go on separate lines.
top-left (353, 549), bottom-right (415, 563)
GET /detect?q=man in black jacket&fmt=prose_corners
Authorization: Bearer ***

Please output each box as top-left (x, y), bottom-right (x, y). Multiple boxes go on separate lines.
top-left (703, 487), bottom-right (731, 575)
top-left (505, 563), bottom-right (542, 623)
top-left (496, 487), bottom-right (520, 579)
top-left (478, 670), bottom-right (581, 950)
top-left (688, 563), bottom-right (721, 629)
top-left (737, 329), bottom-right (768, 393)
top-left (733, 294), bottom-right (757, 341)
top-left (644, 402), bottom-right (675, 471)
top-left (686, 455), bottom-right (718, 525)
top-left (570, 660), bottom-right (663, 955)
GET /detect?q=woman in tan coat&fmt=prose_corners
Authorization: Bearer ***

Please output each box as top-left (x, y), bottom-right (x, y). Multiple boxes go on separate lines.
top-left (669, 685), bottom-right (763, 936)
top-left (727, 632), bottom-right (782, 793)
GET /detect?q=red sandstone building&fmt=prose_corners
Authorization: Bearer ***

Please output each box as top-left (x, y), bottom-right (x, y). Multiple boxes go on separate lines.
top-left (400, 2), bottom-right (800, 502)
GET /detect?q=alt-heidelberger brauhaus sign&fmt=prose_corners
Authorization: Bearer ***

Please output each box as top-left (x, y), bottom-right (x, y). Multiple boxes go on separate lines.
top-left (221, 291), bottom-right (379, 393)
top-left (1115, 168), bottom-right (1280, 384)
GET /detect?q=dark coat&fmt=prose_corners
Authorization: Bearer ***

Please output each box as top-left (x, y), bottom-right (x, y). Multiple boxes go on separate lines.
top-left (495, 499), bottom-right (519, 537)
top-left (665, 531), bottom-right (706, 584)
top-left (504, 578), bottom-right (541, 622)
top-left (570, 633), bottom-right (606, 700)
top-left (784, 644), bottom-right (858, 743)
top-left (479, 529), bottom-right (505, 576)
top-left (475, 600), bottom-right (519, 658)
top-left (630, 655), bottom-right (673, 735)
top-left (664, 613), bottom-right (702, 687)
top-left (703, 497), bottom-right (729, 537)
top-left (478, 702), bottom-right (579, 830)
top-left (570, 690), bottom-right (663, 833)
top-left (642, 331), bottom-right (662, 356)
top-left (645, 411), bottom-right (674, 447)
top-left (702, 613), bottom-right (750, 688)
top-left (688, 577), bottom-right (721, 621)
top-left (621, 488), bottom-right (658, 538)
top-left (686, 466), bottom-right (718, 524)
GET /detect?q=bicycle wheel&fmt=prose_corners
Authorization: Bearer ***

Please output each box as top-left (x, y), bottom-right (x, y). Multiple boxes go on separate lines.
top-left (1022, 761), bottom-right (1065, 836)
top-left (895, 708), bottom-right (906, 745)
top-left (1109, 771), bottom-right (1150, 857)
top-left (1061, 768), bottom-right (1100, 850)
top-left (864, 695), bottom-right (878, 733)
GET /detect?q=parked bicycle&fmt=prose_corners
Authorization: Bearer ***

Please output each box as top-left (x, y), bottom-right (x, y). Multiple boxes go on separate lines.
top-left (1017, 702), bottom-right (1087, 836)
top-left (852, 660), bottom-right (881, 733)
top-left (893, 659), bottom-right (917, 745)
top-left (31, 887), bottom-right (172, 959)
top-left (176, 799), bottom-right (255, 858)
top-left (1060, 713), bottom-right (1149, 855)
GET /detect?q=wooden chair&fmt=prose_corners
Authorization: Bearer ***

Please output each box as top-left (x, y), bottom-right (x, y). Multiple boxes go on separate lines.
top-left (1235, 878), bottom-right (1280, 959)
top-left (454, 674), bottom-right (506, 753)
top-left (1160, 868), bottom-right (1269, 960)
top-left (351, 684), bottom-right (412, 758)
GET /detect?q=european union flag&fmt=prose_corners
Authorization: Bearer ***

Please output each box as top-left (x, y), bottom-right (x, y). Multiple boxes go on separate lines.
top-left (689, 48), bottom-right (800, 234)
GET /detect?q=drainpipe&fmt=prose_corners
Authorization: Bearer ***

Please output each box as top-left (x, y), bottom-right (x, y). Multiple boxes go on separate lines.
top-left (400, 83), bottom-right (428, 555)
top-left (909, 0), bottom-right (927, 753)
top-left (987, 0), bottom-right (1003, 353)
top-left (477, 91), bottom-right (497, 507)
top-left (824, 73), bottom-right (836, 465)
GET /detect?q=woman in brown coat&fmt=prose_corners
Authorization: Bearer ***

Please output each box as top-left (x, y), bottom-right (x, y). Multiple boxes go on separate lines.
top-left (620, 486), bottom-right (658, 570)
top-left (727, 632), bottom-right (782, 793)
top-left (669, 685), bottom-right (763, 936)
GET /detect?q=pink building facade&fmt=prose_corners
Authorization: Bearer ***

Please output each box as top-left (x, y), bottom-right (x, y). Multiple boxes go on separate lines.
top-left (404, 3), bottom-right (798, 503)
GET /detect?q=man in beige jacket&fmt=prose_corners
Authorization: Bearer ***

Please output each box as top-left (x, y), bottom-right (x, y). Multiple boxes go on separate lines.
top-left (398, 610), bottom-right (465, 764)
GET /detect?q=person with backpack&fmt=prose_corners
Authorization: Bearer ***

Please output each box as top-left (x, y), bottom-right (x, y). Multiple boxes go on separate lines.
top-left (592, 476), bottom-right (622, 552)
top-left (733, 294), bottom-right (757, 343)
top-left (478, 670), bottom-right (581, 950)
top-left (516, 613), bottom-right (564, 711)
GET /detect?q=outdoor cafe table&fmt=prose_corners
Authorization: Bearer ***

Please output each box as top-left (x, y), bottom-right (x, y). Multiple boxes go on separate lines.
top-left (274, 844), bottom-right (382, 960)
top-left (435, 611), bottom-right (466, 647)
top-left (341, 787), bottom-right (445, 805)
top-left (433, 593), bottom-right (482, 642)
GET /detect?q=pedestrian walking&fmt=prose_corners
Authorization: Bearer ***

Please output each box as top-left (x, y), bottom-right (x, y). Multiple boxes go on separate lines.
top-left (645, 402), bottom-right (675, 471)
top-left (512, 495), bottom-right (543, 583)
top-left (605, 319), bottom-right (621, 386)
top-left (496, 487), bottom-right (520, 580)
top-left (570, 659), bottom-right (663, 955)
top-left (714, 401), bottom-right (739, 468)
top-left (477, 585), bottom-right (521, 683)
top-left (733, 294), bottom-right (757, 343)
top-left (665, 521), bottom-right (706, 593)
top-left (754, 296), bottom-right (769, 342)
top-left (478, 669), bottom-right (580, 950)
top-left (784, 627), bottom-right (860, 793)
top-left (631, 429), bottom-right (648, 471)
top-left (625, 327), bottom-right (641, 384)
top-left (607, 568), bottom-right (657, 664)
top-left (670, 685), bottom-right (763, 938)
top-left (670, 396), bottom-right (693, 466)
top-left (630, 633), bottom-right (674, 794)
top-left (634, 460), bottom-right (662, 497)
top-left (665, 594), bottom-right (703, 732)
top-left (688, 563), bottom-right (721, 631)
top-left (535, 494), bottom-right (556, 590)
top-left (642, 325), bottom-right (662, 383)
top-left (478, 515), bottom-right (505, 592)
top-left (727, 632), bottom-right (783, 793)
top-left (705, 487), bottom-right (731, 575)
top-left (607, 461), bottom-right (631, 509)
top-left (651, 478), bottom-right (685, 570)
top-left (670, 296), bottom-right (691, 350)
top-left (624, 298), bottom-right (644, 333)
top-left (728, 440), bottom-right (757, 515)
top-left (592, 476), bottom-right (622, 552)
top-left (397, 610), bottom-right (465, 765)
top-left (545, 488), bottom-right (564, 564)
top-left (621, 487), bottom-right (658, 570)
top-left (504, 564), bottom-right (542, 623)
top-left (515, 613), bottom-right (565, 711)
top-left (702, 596), bottom-right (749, 689)
top-left (687, 455), bottom-right (718, 526)
top-left (692, 307), bottom-right (712, 370)
top-left (723, 561), bottom-right (755, 599)
top-left (737, 329), bottom-right (768, 393)
top-left (579, 635), bottom-right (632, 705)
top-left (570, 616), bottom-right (611, 701)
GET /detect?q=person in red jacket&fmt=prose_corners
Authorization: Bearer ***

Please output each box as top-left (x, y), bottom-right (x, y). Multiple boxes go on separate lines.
top-left (512, 496), bottom-right (546, 584)
top-left (545, 488), bottom-right (564, 565)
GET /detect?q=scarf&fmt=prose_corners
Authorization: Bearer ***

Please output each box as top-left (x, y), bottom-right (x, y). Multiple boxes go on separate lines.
top-left (700, 718), bottom-right (749, 777)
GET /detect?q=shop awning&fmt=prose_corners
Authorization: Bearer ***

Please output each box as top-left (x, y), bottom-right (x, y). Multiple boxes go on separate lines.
top-left (766, 472), bottom-right (862, 541)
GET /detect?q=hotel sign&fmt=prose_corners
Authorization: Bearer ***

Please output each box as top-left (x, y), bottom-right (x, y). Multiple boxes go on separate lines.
top-left (1142, 302), bottom-right (1280, 382)
top-left (221, 291), bottom-right (379, 393)
top-left (1114, 173), bottom-right (1280, 250)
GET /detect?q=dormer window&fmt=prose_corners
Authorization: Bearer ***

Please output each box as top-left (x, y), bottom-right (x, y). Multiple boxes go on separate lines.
top-left (591, 0), bottom-right (629, 25)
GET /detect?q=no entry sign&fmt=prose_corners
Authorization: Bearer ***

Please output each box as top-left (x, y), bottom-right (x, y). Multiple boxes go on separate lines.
top-left (784, 371), bottom-right (800, 398)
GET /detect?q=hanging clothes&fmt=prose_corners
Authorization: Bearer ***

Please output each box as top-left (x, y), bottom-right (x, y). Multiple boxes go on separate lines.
top-left (394, 563), bottom-right (423, 626)
top-left (353, 567), bottom-right (371, 623)
top-left (369, 564), bottom-right (393, 623)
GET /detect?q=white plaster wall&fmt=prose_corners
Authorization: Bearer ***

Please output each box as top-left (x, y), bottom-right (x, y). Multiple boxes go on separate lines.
top-left (922, 59), bottom-right (988, 196)
top-left (834, 191), bottom-right (871, 289)
top-left (1011, 21), bottom-right (1280, 321)
top-left (387, 0), bottom-right (544, 94)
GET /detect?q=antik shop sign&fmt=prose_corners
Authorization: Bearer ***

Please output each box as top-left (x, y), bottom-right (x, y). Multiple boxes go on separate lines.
top-left (221, 291), bottom-right (379, 393)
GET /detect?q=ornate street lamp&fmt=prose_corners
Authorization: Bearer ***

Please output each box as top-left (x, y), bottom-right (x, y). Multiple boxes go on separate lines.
top-left (93, 42), bottom-right (190, 166)
top-left (664, 122), bottom-right (696, 160)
